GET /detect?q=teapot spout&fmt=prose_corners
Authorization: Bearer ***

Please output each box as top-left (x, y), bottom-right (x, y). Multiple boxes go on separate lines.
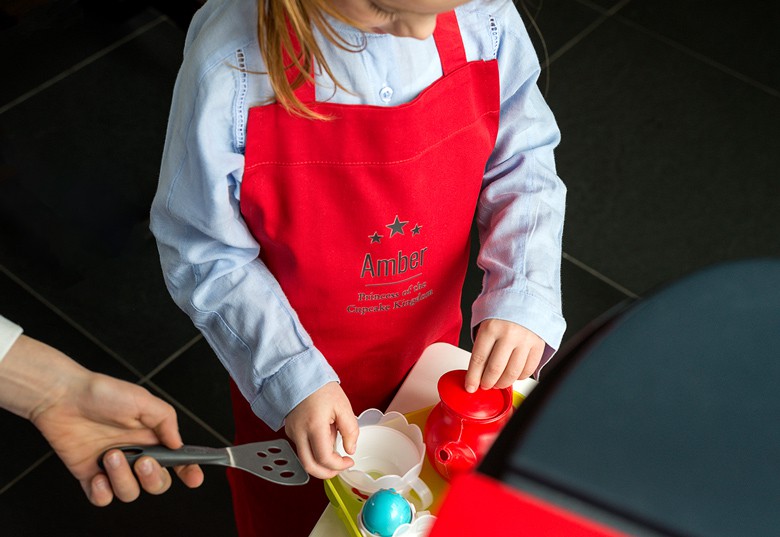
top-left (434, 441), bottom-right (478, 480)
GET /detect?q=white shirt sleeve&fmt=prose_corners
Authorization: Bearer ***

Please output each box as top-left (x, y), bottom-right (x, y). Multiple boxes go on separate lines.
top-left (0, 315), bottom-right (23, 364)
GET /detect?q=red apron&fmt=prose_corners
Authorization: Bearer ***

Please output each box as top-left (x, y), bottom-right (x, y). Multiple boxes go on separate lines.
top-left (230, 12), bottom-right (499, 536)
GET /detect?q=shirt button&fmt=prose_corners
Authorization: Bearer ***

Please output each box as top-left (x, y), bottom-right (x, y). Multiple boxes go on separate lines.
top-left (379, 86), bottom-right (394, 103)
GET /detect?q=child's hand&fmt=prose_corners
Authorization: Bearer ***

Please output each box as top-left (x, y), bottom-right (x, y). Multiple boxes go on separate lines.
top-left (465, 319), bottom-right (545, 393)
top-left (284, 381), bottom-right (359, 480)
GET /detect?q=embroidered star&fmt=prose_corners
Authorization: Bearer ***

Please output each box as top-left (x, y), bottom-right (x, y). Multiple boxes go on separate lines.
top-left (386, 215), bottom-right (409, 237)
top-left (369, 232), bottom-right (383, 244)
top-left (411, 224), bottom-right (422, 235)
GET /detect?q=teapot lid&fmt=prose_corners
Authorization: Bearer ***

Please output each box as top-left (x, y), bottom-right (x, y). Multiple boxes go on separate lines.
top-left (437, 369), bottom-right (512, 420)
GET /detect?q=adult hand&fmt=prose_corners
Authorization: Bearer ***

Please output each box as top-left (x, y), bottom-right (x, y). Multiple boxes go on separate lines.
top-left (284, 381), bottom-right (358, 479)
top-left (1, 335), bottom-right (204, 506)
top-left (465, 319), bottom-right (545, 393)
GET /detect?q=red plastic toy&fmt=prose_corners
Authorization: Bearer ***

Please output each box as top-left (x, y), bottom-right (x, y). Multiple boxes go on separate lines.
top-left (423, 369), bottom-right (514, 481)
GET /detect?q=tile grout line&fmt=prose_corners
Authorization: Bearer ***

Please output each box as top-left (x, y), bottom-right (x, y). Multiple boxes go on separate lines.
top-left (0, 263), bottom-right (145, 379)
top-left (572, 0), bottom-right (778, 99)
top-left (139, 333), bottom-right (203, 384)
top-left (562, 251), bottom-right (640, 299)
top-left (0, 262), bottom-right (229, 442)
top-left (574, 0), bottom-right (633, 15)
top-left (0, 451), bottom-right (54, 496)
top-left (145, 380), bottom-right (233, 447)
top-left (543, 0), bottom-right (633, 69)
top-left (2, 256), bottom-right (206, 384)
top-left (612, 14), bottom-right (780, 100)
top-left (0, 15), bottom-right (167, 116)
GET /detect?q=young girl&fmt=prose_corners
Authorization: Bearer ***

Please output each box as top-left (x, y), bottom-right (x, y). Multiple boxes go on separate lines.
top-left (151, 0), bottom-right (566, 534)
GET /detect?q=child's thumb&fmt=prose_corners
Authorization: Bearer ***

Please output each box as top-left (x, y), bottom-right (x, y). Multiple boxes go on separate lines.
top-left (336, 412), bottom-right (360, 456)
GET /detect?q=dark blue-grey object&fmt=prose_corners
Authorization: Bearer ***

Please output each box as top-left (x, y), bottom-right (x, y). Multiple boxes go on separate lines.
top-left (480, 258), bottom-right (780, 537)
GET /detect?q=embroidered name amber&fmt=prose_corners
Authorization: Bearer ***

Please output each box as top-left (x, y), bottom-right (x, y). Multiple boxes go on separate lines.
top-left (360, 247), bottom-right (429, 279)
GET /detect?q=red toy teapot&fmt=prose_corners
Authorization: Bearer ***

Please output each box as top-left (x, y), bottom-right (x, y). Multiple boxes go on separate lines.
top-left (424, 369), bottom-right (514, 481)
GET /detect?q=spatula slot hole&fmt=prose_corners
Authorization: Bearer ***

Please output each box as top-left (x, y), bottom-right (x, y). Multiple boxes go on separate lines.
top-left (273, 459), bottom-right (288, 466)
top-left (268, 447), bottom-right (282, 454)
top-left (262, 465), bottom-right (274, 472)
top-left (256, 451), bottom-right (268, 458)
top-left (279, 471), bottom-right (296, 479)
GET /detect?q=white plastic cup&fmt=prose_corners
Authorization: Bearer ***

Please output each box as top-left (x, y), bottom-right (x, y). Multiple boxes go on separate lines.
top-left (336, 411), bottom-right (433, 509)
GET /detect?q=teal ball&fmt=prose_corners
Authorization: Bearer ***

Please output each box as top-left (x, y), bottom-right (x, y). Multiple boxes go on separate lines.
top-left (361, 489), bottom-right (413, 537)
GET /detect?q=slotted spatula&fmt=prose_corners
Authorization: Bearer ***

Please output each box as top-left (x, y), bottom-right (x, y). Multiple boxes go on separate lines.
top-left (100, 440), bottom-right (309, 486)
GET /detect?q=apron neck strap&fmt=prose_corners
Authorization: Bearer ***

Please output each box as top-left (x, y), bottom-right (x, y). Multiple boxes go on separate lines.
top-left (290, 11), bottom-right (466, 104)
top-left (432, 11), bottom-right (466, 76)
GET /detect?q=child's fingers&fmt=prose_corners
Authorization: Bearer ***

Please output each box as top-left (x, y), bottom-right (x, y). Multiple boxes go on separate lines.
top-left (477, 338), bottom-right (515, 390)
top-left (335, 412), bottom-right (359, 456)
top-left (310, 425), bottom-right (353, 474)
top-left (520, 342), bottom-right (544, 379)
top-left (287, 425), bottom-right (344, 479)
top-left (495, 346), bottom-right (529, 388)
top-left (465, 334), bottom-right (496, 393)
top-left (287, 432), bottom-right (324, 478)
top-left (470, 321), bottom-right (547, 390)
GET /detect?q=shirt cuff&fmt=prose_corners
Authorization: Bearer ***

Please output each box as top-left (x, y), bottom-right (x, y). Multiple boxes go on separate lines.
top-left (250, 347), bottom-right (340, 431)
top-left (0, 315), bottom-right (24, 365)
top-left (471, 289), bottom-right (566, 376)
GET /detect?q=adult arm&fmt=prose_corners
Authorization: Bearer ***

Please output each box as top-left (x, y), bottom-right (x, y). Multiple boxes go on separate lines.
top-left (0, 316), bottom-right (203, 505)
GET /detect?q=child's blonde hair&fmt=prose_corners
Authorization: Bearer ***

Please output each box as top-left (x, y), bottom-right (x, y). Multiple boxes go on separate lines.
top-left (258, 0), bottom-right (364, 119)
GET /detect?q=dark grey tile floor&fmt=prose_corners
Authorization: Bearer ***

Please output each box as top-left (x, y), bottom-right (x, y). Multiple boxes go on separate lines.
top-left (1, 0), bottom-right (777, 535)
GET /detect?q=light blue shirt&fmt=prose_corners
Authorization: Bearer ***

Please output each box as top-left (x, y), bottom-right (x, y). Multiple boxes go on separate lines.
top-left (150, 0), bottom-right (566, 431)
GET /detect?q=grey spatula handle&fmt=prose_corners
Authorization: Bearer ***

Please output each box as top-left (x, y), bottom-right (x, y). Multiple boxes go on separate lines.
top-left (99, 445), bottom-right (228, 469)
